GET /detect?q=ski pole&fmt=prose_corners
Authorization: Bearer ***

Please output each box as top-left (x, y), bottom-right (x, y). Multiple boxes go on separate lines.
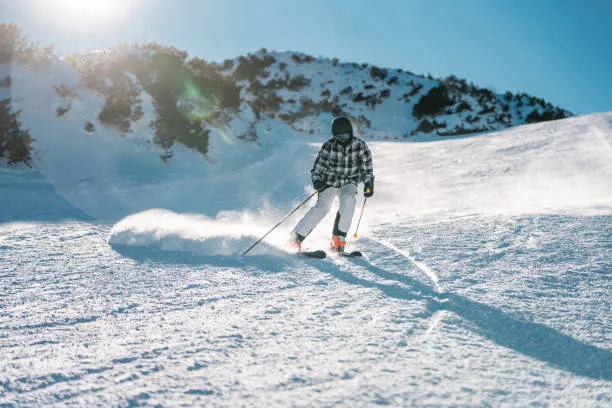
top-left (242, 191), bottom-right (318, 256)
top-left (353, 198), bottom-right (367, 239)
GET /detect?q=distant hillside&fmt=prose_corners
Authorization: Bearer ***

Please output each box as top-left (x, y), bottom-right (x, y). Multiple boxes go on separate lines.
top-left (0, 24), bottom-right (571, 166)
top-left (221, 49), bottom-right (570, 137)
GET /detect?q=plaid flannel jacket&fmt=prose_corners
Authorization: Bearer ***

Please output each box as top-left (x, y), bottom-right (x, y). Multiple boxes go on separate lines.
top-left (311, 137), bottom-right (374, 188)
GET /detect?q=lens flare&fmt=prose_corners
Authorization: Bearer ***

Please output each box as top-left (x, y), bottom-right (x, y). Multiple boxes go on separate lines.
top-left (218, 127), bottom-right (236, 145)
top-left (176, 78), bottom-right (220, 121)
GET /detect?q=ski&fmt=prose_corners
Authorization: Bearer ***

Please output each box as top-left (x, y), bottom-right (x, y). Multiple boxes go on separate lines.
top-left (298, 250), bottom-right (327, 259)
top-left (328, 248), bottom-right (363, 258)
top-left (296, 249), bottom-right (361, 259)
top-left (338, 250), bottom-right (362, 258)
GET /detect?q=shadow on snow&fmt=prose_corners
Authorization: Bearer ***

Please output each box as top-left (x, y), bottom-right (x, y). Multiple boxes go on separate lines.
top-left (313, 256), bottom-right (612, 381)
top-left (0, 170), bottom-right (93, 223)
top-left (111, 238), bottom-right (611, 381)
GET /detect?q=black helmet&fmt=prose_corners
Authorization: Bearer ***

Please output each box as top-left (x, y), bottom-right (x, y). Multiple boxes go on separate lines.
top-left (331, 117), bottom-right (353, 136)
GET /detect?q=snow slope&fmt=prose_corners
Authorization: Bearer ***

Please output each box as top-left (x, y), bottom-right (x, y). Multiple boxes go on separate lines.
top-left (1, 111), bottom-right (611, 406)
top-left (1, 57), bottom-right (611, 405)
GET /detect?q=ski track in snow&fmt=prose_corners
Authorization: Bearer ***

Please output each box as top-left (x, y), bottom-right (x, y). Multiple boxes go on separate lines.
top-left (364, 236), bottom-right (445, 294)
top-left (326, 236), bottom-right (450, 354)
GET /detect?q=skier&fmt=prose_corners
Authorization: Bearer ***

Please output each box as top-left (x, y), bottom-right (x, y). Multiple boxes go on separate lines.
top-left (290, 116), bottom-right (374, 253)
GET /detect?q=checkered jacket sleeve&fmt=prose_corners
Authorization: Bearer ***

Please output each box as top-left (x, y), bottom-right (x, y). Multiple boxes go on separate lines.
top-left (311, 141), bottom-right (331, 185)
top-left (360, 142), bottom-right (374, 185)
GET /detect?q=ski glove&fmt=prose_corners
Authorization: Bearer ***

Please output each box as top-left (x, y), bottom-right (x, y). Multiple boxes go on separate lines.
top-left (313, 179), bottom-right (327, 192)
top-left (364, 181), bottom-right (374, 198)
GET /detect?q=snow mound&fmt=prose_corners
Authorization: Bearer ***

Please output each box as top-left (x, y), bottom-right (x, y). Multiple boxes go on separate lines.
top-left (108, 209), bottom-right (288, 257)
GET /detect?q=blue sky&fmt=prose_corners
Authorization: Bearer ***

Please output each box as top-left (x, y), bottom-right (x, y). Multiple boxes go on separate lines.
top-left (3, 0), bottom-right (612, 115)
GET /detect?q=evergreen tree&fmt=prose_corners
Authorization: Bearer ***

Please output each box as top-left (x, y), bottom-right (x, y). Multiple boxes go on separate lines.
top-left (0, 98), bottom-right (34, 166)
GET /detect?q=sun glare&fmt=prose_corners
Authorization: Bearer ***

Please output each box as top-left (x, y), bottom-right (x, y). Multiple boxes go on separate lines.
top-left (31, 0), bottom-right (137, 31)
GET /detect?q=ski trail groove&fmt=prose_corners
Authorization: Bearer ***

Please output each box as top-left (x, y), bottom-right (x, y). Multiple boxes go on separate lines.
top-left (367, 237), bottom-right (445, 294)
top-left (333, 237), bottom-right (449, 345)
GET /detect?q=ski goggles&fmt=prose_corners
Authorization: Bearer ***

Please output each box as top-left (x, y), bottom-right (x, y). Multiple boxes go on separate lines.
top-left (334, 132), bottom-right (351, 141)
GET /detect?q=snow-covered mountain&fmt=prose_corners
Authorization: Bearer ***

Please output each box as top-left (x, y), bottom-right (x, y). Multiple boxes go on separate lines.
top-left (1, 28), bottom-right (611, 407)
top-left (2, 32), bottom-right (571, 171)
top-left (0, 37), bottom-right (575, 219)
top-left (220, 49), bottom-right (570, 139)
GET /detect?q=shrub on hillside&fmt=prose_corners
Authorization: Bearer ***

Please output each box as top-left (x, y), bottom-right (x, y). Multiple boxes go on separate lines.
top-left (455, 100), bottom-right (472, 113)
top-left (352, 92), bottom-right (381, 108)
top-left (0, 24), bottom-right (18, 63)
top-left (0, 24), bottom-right (53, 68)
top-left (472, 88), bottom-right (496, 104)
top-left (437, 125), bottom-right (489, 136)
top-left (177, 126), bottom-right (211, 155)
top-left (221, 59), bottom-right (234, 71)
top-left (287, 75), bottom-right (311, 91)
top-left (478, 105), bottom-right (495, 115)
top-left (412, 85), bottom-right (454, 118)
top-left (357, 115), bottom-right (372, 129)
top-left (408, 83), bottom-right (423, 97)
top-left (278, 95), bottom-right (346, 126)
top-left (465, 115), bottom-right (481, 124)
top-left (54, 83), bottom-right (79, 99)
top-left (97, 69), bottom-right (143, 133)
top-left (250, 92), bottom-right (283, 118)
top-left (444, 75), bottom-right (470, 94)
top-left (370, 66), bottom-right (388, 81)
top-left (0, 98), bottom-right (34, 166)
top-left (53, 83), bottom-right (79, 117)
top-left (415, 118), bottom-right (447, 134)
top-left (525, 108), bottom-right (568, 124)
top-left (291, 53), bottom-right (314, 64)
top-left (188, 57), bottom-right (241, 109)
top-left (386, 76), bottom-right (398, 85)
top-left (233, 54), bottom-right (276, 81)
top-left (84, 121), bottom-right (95, 134)
top-left (56, 107), bottom-right (70, 117)
top-left (379, 89), bottom-right (391, 99)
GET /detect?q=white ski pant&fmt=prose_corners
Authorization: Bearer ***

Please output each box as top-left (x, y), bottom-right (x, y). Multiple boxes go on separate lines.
top-left (294, 183), bottom-right (357, 238)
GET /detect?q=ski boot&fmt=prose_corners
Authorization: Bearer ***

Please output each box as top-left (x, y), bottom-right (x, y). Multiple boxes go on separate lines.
top-left (289, 232), bottom-right (305, 251)
top-left (331, 234), bottom-right (346, 253)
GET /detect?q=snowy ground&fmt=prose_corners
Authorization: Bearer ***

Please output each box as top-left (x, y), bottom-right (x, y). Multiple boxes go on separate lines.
top-left (1, 113), bottom-right (612, 406)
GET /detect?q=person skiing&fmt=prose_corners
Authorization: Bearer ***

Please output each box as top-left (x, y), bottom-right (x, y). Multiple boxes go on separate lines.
top-left (290, 116), bottom-right (374, 253)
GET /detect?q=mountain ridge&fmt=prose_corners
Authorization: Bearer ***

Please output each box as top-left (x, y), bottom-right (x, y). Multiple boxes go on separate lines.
top-left (1, 24), bottom-right (573, 167)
